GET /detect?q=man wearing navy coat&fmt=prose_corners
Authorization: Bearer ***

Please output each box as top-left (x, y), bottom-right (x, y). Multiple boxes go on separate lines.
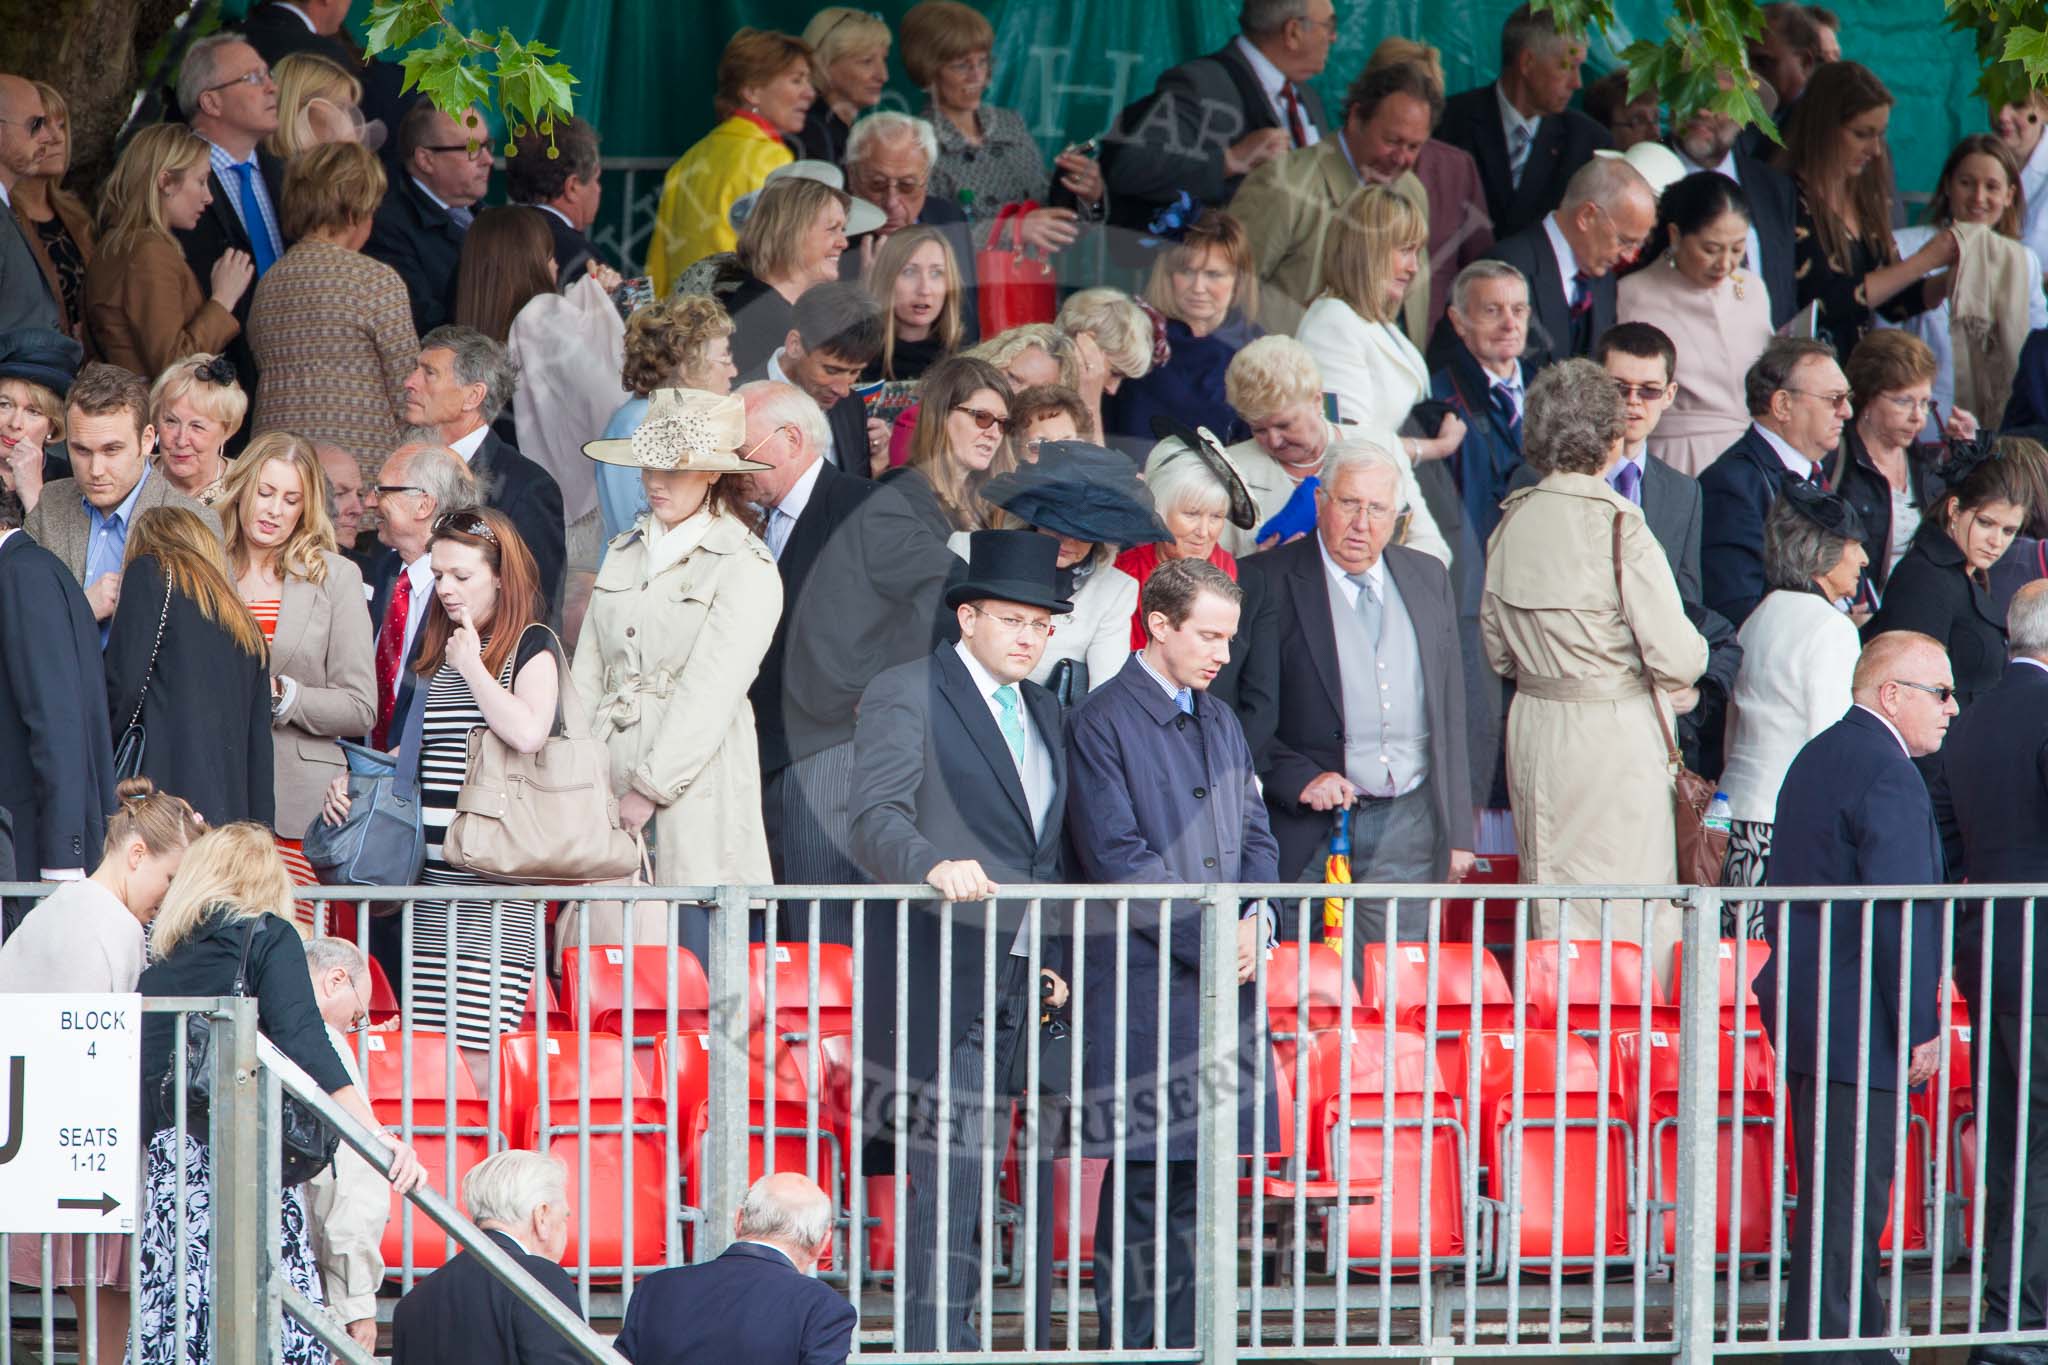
top-left (1066, 556), bottom-right (1280, 1351)
top-left (1759, 630), bottom-right (1954, 1363)
top-left (615, 1173), bottom-right (855, 1365)
top-left (1700, 337), bottom-right (1847, 628)
top-left (848, 529), bottom-right (1071, 1352)
top-left (1933, 582), bottom-right (2048, 1348)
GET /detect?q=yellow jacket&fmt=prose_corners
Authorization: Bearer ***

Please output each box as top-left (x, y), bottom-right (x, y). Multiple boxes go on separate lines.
top-left (646, 115), bottom-right (792, 296)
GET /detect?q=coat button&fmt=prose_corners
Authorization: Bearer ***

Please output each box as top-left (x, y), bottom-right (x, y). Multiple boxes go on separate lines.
top-left (1193, 787), bottom-right (1207, 799)
top-left (1203, 857), bottom-right (1217, 869)
top-left (625, 626), bottom-right (635, 638)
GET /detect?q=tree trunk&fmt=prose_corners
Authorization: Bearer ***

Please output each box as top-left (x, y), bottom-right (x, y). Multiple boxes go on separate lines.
top-left (3, 0), bottom-right (208, 195)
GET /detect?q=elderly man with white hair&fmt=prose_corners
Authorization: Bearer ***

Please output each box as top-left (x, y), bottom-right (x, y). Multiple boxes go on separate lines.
top-left (615, 1172), bottom-right (856, 1365)
top-left (390, 1150), bottom-right (585, 1365)
top-left (1212, 334), bottom-right (1452, 566)
top-left (1240, 440), bottom-right (1473, 945)
top-left (302, 937), bottom-right (387, 1353)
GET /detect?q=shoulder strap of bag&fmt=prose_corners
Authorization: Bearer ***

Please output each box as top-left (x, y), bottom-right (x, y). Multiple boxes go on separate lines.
top-left (514, 622), bottom-right (586, 740)
top-left (1612, 511), bottom-right (1684, 768)
top-left (232, 916), bottom-right (261, 998)
top-left (122, 576), bottom-right (175, 731)
top-left (392, 674), bottom-right (428, 801)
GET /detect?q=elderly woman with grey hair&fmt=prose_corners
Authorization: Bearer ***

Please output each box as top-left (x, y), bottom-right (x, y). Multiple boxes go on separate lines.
top-left (1718, 486), bottom-right (1870, 924)
top-left (1482, 358), bottom-right (1710, 982)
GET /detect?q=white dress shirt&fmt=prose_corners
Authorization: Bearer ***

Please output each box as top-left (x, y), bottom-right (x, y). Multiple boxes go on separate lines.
top-left (399, 551), bottom-right (436, 667)
top-left (1854, 703), bottom-right (1911, 761)
top-left (764, 457), bottom-right (824, 561)
top-left (448, 423), bottom-right (489, 463)
top-left (1496, 84), bottom-right (1543, 185)
top-left (1318, 536), bottom-right (1382, 608)
top-left (1541, 212), bottom-right (1584, 306)
top-left (1234, 35), bottom-right (1319, 147)
top-left (1751, 421), bottom-right (1816, 480)
top-left (953, 642), bottom-right (1056, 836)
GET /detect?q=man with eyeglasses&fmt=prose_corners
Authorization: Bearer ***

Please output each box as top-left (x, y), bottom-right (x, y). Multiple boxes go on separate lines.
top-left (302, 935), bottom-right (389, 1355)
top-left (1432, 154), bottom-right (1653, 374)
top-left (847, 529), bottom-right (1071, 1351)
top-left (1760, 628), bottom-right (1952, 1364)
top-left (842, 111), bottom-right (982, 339)
top-left (364, 443), bottom-right (476, 749)
top-left (367, 100), bottom-right (491, 335)
top-left (0, 74), bottom-right (61, 334)
top-left (1701, 336), bottom-right (1850, 627)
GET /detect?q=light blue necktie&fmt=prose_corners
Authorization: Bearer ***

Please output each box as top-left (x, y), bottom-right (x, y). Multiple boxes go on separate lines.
top-left (993, 684), bottom-right (1026, 766)
top-left (1508, 122), bottom-right (1533, 188)
top-left (1173, 687), bottom-right (1194, 716)
top-left (227, 161), bottom-right (277, 276)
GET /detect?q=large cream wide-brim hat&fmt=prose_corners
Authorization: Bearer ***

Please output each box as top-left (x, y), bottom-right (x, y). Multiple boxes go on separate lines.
top-left (581, 387), bottom-right (770, 473)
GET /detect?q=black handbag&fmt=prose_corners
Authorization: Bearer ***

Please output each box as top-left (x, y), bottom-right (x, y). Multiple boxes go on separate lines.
top-left (113, 578), bottom-right (173, 781)
top-left (162, 918), bottom-right (340, 1186)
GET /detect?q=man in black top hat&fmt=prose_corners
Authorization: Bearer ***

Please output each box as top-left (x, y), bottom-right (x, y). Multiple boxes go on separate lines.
top-left (848, 529), bottom-right (1073, 1353)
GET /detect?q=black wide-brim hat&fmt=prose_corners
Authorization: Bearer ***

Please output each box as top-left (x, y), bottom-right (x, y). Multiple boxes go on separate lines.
top-left (943, 529), bottom-right (1074, 614)
top-left (1147, 415), bottom-right (1260, 531)
top-left (0, 328), bottom-right (83, 396)
top-left (978, 439), bottom-right (1173, 548)
top-left (1780, 478), bottom-right (1867, 542)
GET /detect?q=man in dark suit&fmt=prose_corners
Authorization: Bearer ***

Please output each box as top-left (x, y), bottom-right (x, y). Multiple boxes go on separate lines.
top-left (173, 35), bottom-right (286, 403)
top-left (1429, 155), bottom-right (1652, 374)
top-left (737, 381), bottom-right (875, 870)
top-left (1700, 337), bottom-right (1846, 627)
top-left (615, 1173), bottom-right (855, 1365)
top-left (1933, 583), bottom-right (2048, 1352)
top-left (0, 77), bottom-right (61, 334)
top-left (0, 503), bottom-right (115, 929)
top-left (389, 1150), bottom-right (588, 1365)
top-left (1240, 443), bottom-right (1473, 944)
top-left (1100, 0), bottom-right (1334, 234)
top-left (738, 282), bottom-right (883, 480)
top-left (1431, 260), bottom-right (1533, 552)
top-left (368, 101), bottom-right (489, 336)
top-left (506, 116), bottom-right (610, 286)
top-left (1437, 4), bottom-right (1610, 241)
top-left (849, 530), bottom-right (1071, 1352)
top-left (399, 326), bottom-right (566, 614)
top-left (1065, 557), bottom-right (1280, 1350)
top-left (1673, 98), bottom-right (1801, 328)
top-left (1758, 630), bottom-right (1953, 1365)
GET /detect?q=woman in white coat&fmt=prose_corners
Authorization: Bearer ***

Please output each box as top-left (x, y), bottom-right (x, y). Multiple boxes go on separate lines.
top-left (572, 388), bottom-right (782, 958)
top-left (1294, 184), bottom-right (1466, 479)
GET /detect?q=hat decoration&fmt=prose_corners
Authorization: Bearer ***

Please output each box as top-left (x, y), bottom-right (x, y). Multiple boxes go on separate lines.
top-left (581, 388), bottom-right (769, 473)
top-left (1146, 416), bottom-right (1260, 531)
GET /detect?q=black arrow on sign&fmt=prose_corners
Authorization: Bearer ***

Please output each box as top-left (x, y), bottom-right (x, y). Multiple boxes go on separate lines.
top-left (58, 1193), bottom-right (119, 1215)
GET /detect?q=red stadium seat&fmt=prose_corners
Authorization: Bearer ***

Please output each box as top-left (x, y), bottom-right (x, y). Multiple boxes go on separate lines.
top-left (1052, 1157), bottom-right (1107, 1282)
top-left (558, 945), bottom-right (710, 1040)
top-left (496, 1030), bottom-right (661, 1151)
top-left (751, 942), bottom-right (854, 1035)
top-left (1264, 942), bottom-right (1363, 1038)
top-left (1358, 943), bottom-right (1516, 1046)
top-left (1522, 940), bottom-right (1676, 1033)
top-left (1441, 854), bottom-right (1522, 951)
top-left (365, 1029), bottom-right (497, 1274)
top-left (365, 955), bottom-right (399, 1024)
top-left (1671, 940), bottom-right (1771, 1030)
top-left (535, 1096), bottom-right (675, 1278)
top-left (1476, 1031), bottom-right (1633, 1269)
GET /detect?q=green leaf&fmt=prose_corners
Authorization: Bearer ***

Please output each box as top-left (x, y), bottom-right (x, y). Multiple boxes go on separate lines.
top-left (399, 27), bottom-right (492, 117)
top-left (362, 0), bottom-right (441, 57)
top-left (2003, 23), bottom-right (2048, 77)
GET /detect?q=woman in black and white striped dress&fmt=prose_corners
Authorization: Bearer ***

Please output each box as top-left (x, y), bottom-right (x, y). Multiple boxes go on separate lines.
top-left (404, 507), bottom-right (559, 1050)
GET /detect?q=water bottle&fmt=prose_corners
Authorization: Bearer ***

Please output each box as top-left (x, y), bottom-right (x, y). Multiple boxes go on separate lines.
top-left (1705, 790), bottom-right (1734, 834)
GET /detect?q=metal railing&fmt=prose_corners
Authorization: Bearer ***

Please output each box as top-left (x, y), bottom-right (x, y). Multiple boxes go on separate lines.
top-left (5, 879), bottom-right (2048, 1363)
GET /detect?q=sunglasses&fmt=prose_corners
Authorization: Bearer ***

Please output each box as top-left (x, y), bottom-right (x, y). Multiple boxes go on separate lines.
top-left (432, 511), bottom-right (498, 544)
top-left (953, 404), bottom-right (1012, 434)
top-left (1892, 680), bottom-right (1956, 704)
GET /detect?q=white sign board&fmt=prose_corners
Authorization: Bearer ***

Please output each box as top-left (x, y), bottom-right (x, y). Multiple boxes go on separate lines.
top-left (0, 994), bottom-right (141, 1234)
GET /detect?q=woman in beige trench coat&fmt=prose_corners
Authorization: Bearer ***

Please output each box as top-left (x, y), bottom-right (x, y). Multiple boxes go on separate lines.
top-left (1480, 360), bottom-right (1710, 985)
top-left (572, 388), bottom-right (782, 955)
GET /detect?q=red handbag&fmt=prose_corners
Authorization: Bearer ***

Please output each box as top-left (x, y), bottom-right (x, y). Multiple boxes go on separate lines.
top-left (976, 200), bottom-right (1058, 336)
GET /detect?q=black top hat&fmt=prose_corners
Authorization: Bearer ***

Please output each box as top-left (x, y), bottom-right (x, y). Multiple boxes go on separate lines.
top-left (944, 529), bottom-right (1075, 614)
top-left (1780, 479), bottom-right (1866, 542)
top-left (978, 440), bottom-right (1173, 548)
top-left (0, 328), bottom-right (83, 396)
top-left (1147, 415), bottom-right (1259, 530)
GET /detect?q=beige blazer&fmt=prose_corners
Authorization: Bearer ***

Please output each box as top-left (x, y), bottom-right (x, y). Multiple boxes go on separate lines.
top-left (268, 551), bottom-right (377, 835)
top-left (1227, 141), bottom-right (1431, 343)
top-left (572, 509), bottom-right (782, 884)
top-left (23, 469), bottom-right (222, 585)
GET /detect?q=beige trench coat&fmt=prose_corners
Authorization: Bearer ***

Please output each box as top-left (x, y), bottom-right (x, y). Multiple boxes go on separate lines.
top-left (571, 508), bottom-right (782, 885)
top-left (1480, 473), bottom-right (1710, 977)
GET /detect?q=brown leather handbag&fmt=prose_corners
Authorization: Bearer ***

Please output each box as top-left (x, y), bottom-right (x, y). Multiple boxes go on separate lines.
top-left (1611, 513), bottom-right (1725, 886)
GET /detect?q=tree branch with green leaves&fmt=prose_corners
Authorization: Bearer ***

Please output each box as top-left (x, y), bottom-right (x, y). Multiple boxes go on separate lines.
top-left (1535, 0), bottom-right (1778, 142)
top-left (1948, 0), bottom-right (2048, 112)
top-left (362, 0), bottom-right (577, 157)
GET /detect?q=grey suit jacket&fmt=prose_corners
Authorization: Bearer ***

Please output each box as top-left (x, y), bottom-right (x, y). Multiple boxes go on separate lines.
top-left (0, 200), bottom-right (60, 334)
top-left (22, 470), bottom-right (223, 586)
top-left (268, 551), bottom-right (377, 834)
top-left (1510, 454), bottom-right (1702, 605)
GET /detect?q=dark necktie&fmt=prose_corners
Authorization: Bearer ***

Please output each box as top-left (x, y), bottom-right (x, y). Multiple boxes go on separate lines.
top-left (1281, 84), bottom-right (1309, 148)
top-left (1611, 459), bottom-right (1642, 506)
top-left (1489, 379), bottom-right (1522, 443)
top-left (1570, 270), bottom-right (1595, 317)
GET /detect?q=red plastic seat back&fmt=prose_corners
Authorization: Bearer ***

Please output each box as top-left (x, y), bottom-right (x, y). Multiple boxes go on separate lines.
top-left (1360, 943), bottom-right (1515, 1031)
top-left (497, 1031), bottom-right (660, 1145)
top-left (1265, 942), bottom-right (1362, 1035)
top-left (1672, 940), bottom-right (1771, 1027)
top-left (751, 942), bottom-right (854, 1034)
top-left (1523, 940), bottom-right (1672, 1030)
top-left (1321, 1090), bottom-right (1467, 1267)
top-left (559, 945), bottom-right (710, 1037)
top-left (536, 1096), bottom-right (675, 1277)
top-left (361, 1028), bottom-right (480, 1108)
top-left (1052, 1157), bottom-right (1107, 1280)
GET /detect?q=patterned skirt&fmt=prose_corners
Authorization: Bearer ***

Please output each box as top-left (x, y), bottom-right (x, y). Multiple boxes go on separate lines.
top-left (131, 1129), bottom-right (326, 1365)
top-left (1721, 820), bottom-right (1773, 940)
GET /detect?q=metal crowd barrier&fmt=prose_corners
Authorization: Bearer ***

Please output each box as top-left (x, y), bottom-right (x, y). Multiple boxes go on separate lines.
top-left (6, 880), bottom-right (2048, 1364)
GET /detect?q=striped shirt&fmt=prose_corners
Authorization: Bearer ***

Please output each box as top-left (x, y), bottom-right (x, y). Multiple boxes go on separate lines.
top-left (205, 140), bottom-right (284, 264)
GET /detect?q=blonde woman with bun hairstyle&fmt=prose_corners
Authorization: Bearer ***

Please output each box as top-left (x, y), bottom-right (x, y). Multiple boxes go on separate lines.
top-left (134, 823), bottom-right (426, 1365)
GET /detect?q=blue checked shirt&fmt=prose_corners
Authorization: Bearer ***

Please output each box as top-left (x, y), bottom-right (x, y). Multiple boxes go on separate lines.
top-left (206, 141), bottom-right (284, 265)
top-left (85, 465), bottom-right (152, 644)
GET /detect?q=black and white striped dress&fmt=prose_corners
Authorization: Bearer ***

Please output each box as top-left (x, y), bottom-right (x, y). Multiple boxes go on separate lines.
top-left (412, 629), bottom-right (548, 1049)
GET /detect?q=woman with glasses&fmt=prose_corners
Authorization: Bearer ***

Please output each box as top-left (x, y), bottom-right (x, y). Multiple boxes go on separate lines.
top-left (322, 507), bottom-right (557, 1051)
top-left (1866, 444), bottom-right (2031, 710)
top-left (1617, 171), bottom-right (1776, 477)
top-left (572, 391), bottom-right (780, 956)
top-left (898, 0), bottom-right (1103, 248)
top-left (12, 82), bottom-right (95, 349)
top-left (888, 353), bottom-right (1015, 533)
top-left (1719, 484), bottom-right (1868, 925)
top-left (220, 433), bottom-right (375, 919)
top-left (84, 123), bottom-right (253, 380)
top-left (1830, 332), bottom-right (1950, 603)
top-left (798, 6), bottom-right (893, 166)
top-left (1775, 61), bottom-right (1955, 355)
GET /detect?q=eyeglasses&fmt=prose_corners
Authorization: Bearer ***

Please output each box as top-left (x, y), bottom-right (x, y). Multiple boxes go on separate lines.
top-left (420, 141), bottom-right (490, 159)
top-left (1784, 387), bottom-right (1854, 410)
top-left (814, 8), bottom-right (885, 47)
top-left (0, 114), bottom-right (49, 135)
top-left (1879, 393), bottom-right (1933, 417)
top-left (1613, 380), bottom-right (1671, 402)
top-left (953, 405), bottom-right (1012, 433)
top-left (1295, 12), bottom-right (1340, 35)
top-left (432, 511), bottom-right (498, 543)
top-left (1590, 202), bottom-right (1649, 257)
top-left (374, 483), bottom-right (425, 498)
top-left (204, 67), bottom-right (273, 93)
top-left (969, 604), bottom-right (1055, 638)
top-left (1892, 680), bottom-right (1957, 704)
top-left (344, 974), bottom-right (371, 1034)
top-left (854, 172), bottom-right (929, 198)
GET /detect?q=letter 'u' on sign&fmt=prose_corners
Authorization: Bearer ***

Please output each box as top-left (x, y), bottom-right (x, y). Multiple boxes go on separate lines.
top-left (0, 994), bottom-right (142, 1235)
